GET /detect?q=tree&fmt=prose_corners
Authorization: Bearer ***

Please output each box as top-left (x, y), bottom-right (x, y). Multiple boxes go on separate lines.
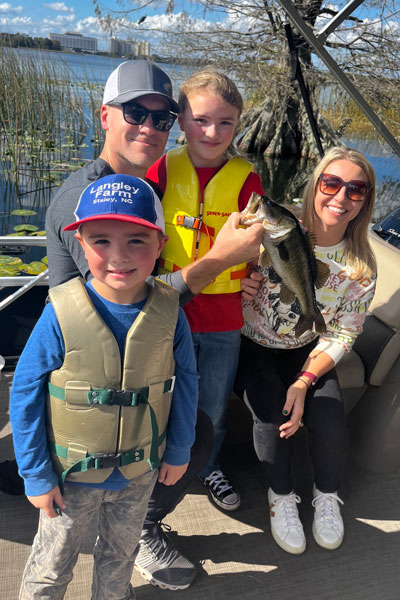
top-left (93, 1), bottom-right (400, 160)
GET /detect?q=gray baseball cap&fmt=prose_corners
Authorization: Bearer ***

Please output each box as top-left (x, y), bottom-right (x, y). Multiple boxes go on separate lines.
top-left (102, 60), bottom-right (180, 113)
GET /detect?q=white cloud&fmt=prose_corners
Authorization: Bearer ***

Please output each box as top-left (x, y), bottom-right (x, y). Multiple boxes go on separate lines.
top-left (42, 14), bottom-right (75, 26)
top-left (76, 16), bottom-right (105, 35)
top-left (0, 3), bottom-right (23, 15)
top-left (42, 2), bottom-right (73, 13)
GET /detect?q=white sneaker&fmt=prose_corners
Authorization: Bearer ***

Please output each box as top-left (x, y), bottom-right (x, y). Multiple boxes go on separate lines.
top-left (268, 488), bottom-right (306, 554)
top-left (312, 485), bottom-right (344, 550)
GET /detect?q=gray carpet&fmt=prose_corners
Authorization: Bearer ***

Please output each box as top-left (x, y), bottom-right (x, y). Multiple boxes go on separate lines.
top-left (2, 369), bottom-right (400, 599)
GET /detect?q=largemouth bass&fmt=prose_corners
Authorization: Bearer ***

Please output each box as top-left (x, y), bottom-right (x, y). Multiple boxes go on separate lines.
top-left (240, 193), bottom-right (329, 338)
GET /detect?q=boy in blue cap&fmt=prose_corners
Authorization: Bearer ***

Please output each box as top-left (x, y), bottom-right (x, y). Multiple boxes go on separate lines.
top-left (10, 174), bottom-right (198, 600)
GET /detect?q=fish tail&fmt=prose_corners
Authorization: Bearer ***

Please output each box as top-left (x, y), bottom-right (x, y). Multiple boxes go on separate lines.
top-left (295, 315), bottom-right (313, 339)
top-left (314, 311), bottom-right (327, 335)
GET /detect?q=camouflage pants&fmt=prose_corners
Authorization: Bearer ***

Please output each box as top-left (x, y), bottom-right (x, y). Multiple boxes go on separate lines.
top-left (20, 469), bottom-right (158, 600)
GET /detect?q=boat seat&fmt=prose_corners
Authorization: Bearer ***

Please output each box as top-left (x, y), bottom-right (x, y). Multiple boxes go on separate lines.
top-left (336, 230), bottom-right (400, 473)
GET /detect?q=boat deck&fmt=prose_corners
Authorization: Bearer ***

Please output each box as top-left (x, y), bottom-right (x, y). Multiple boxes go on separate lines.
top-left (1, 368), bottom-right (400, 600)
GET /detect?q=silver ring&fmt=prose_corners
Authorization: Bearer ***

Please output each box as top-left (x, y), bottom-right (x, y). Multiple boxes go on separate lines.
top-left (299, 420), bottom-right (304, 427)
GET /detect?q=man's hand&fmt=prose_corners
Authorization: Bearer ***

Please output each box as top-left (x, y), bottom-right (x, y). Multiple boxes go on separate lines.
top-left (181, 212), bottom-right (264, 295)
top-left (27, 485), bottom-right (65, 518)
top-left (209, 212), bottom-right (264, 270)
top-left (158, 462), bottom-right (188, 486)
top-left (241, 270), bottom-right (263, 302)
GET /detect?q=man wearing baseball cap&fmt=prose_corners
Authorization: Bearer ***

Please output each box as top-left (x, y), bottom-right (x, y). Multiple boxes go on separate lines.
top-left (43, 60), bottom-right (263, 591)
top-left (11, 174), bottom-right (199, 598)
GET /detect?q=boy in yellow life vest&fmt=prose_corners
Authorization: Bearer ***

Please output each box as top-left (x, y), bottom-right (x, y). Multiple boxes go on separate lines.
top-left (10, 174), bottom-right (198, 599)
top-left (147, 70), bottom-right (265, 510)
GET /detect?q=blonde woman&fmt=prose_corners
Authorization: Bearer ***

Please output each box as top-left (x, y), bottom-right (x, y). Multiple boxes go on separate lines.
top-left (236, 147), bottom-right (376, 554)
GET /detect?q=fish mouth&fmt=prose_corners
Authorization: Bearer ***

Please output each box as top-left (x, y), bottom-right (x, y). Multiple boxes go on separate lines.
top-left (240, 211), bottom-right (260, 225)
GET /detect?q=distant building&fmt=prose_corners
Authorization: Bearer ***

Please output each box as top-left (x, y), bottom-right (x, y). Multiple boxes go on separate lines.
top-left (50, 32), bottom-right (97, 52)
top-left (109, 37), bottom-right (150, 58)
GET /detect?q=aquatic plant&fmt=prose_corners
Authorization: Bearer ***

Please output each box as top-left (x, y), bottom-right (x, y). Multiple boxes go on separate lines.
top-left (0, 46), bottom-right (103, 238)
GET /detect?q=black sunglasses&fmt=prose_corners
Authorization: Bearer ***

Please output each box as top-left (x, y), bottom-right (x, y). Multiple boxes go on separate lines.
top-left (109, 101), bottom-right (177, 132)
top-left (319, 173), bottom-right (372, 202)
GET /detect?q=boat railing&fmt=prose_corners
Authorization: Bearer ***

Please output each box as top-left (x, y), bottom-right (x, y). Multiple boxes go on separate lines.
top-left (0, 236), bottom-right (48, 311)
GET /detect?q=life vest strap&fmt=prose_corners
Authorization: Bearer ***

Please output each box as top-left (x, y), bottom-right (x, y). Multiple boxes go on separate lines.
top-left (48, 376), bottom-right (175, 407)
top-left (48, 377), bottom-right (174, 492)
top-left (48, 426), bottom-right (167, 494)
top-left (230, 267), bottom-right (249, 280)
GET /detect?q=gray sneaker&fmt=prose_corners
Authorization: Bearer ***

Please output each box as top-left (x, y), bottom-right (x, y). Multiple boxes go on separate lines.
top-left (134, 523), bottom-right (196, 590)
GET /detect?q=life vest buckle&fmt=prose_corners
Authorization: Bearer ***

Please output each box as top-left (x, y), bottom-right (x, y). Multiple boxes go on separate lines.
top-left (107, 389), bottom-right (134, 406)
top-left (92, 452), bottom-right (123, 469)
top-left (176, 215), bottom-right (202, 230)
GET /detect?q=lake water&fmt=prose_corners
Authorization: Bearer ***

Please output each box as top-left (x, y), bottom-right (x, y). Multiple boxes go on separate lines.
top-left (1, 48), bottom-right (400, 246)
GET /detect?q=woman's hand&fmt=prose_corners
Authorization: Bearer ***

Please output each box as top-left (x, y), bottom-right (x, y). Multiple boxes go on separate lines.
top-left (279, 379), bottom-right (308, 439)
top-left (241, 270), bottom-right (263, 301)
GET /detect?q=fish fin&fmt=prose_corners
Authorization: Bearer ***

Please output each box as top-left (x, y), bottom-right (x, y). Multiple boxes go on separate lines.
top-left (258, 248), bottom-right (271, 268)
top-left (280, 283), bottom-right (296, 305)
top-left (295, 315), bottom-right (313, 339)
top-left (314, 311), bottom-right (327, 335)
top-left (315, 260), bottom-right (330, 288)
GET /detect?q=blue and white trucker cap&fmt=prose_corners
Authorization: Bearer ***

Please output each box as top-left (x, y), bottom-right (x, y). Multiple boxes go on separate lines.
top-left (63, 174), bottom-right (165, 233)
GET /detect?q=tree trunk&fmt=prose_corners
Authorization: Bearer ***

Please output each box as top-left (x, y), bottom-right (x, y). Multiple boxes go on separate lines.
top-left (237, 82), bottom-right (341, 159)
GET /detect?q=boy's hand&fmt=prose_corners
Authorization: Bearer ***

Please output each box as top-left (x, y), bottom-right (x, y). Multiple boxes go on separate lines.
top-left (158, 462), bottom-right (188, 486)
top-left (27, 485), bottom-right (65, 518)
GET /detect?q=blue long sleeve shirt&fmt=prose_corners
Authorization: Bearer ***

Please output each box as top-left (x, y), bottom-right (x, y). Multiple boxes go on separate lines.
top-left (10, 280), bottom-right (199, 497)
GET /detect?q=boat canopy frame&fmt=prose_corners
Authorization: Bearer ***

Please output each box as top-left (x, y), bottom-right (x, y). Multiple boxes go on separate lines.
top-left (276, 0), bottom-right (400, 158)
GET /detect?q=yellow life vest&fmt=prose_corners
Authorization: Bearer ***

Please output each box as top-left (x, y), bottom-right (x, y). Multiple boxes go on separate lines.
top-left (160, 145), bottom-right (253, 294)
top-left (46, 277), bottom-right (178, 486)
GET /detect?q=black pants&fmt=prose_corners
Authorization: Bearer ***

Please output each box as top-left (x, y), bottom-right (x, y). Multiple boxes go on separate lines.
top-left (234, 336), bottom-right (346, 495)
top-left (143, 408), bottom-right (214, 528)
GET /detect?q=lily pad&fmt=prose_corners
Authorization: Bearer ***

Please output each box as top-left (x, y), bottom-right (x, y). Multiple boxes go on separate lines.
top-left (14, 224), bottom-right (39, 233)
top-left (0, 265), bottom-right (21, 277)
top-left (11, 209), bottom-right (37, 216)
top-left (30, 230), bottom-right (47, 237)
top-left (22, 261), bottom-right (47, 275)
top-left (41, 256), bottom-right (48, 265)
top-left (6, 231), bottom-right (28, 237)
top-left (0, 255), bottom-right (23, 267)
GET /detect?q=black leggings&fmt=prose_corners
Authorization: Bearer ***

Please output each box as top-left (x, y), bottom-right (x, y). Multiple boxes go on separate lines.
top-left (143, 408), bottom-right (214, 529)
top-left (234, 336), bottom-right (346, 495)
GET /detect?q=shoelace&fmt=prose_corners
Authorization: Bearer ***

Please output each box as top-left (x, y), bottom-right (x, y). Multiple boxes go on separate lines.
top-left (312, 492), bottom-right (344, 524)
top-left (273, 493), bottom-right (302, 528)
top-left (205, 470), bottom-right (234, 494)
top-left (141, 522), bottom-right (180, 566)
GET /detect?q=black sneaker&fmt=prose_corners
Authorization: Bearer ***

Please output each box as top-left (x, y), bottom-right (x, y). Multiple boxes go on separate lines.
top-left (201, 470), bottom-right (241, 511)
top-left (0, 460), bottom-right (25, 495)
top-left (134, 522), bottom-right (196, 590)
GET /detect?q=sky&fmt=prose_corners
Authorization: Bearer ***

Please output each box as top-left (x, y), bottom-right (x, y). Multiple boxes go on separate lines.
top-left (0, 0), bottom-right (174, 50)
top-left (0, 1), bottom-right (396, 52)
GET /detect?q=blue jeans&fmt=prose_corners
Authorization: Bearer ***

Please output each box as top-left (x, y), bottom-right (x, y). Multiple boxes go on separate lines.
top-left (192, 329), bottom-right (242, 478)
